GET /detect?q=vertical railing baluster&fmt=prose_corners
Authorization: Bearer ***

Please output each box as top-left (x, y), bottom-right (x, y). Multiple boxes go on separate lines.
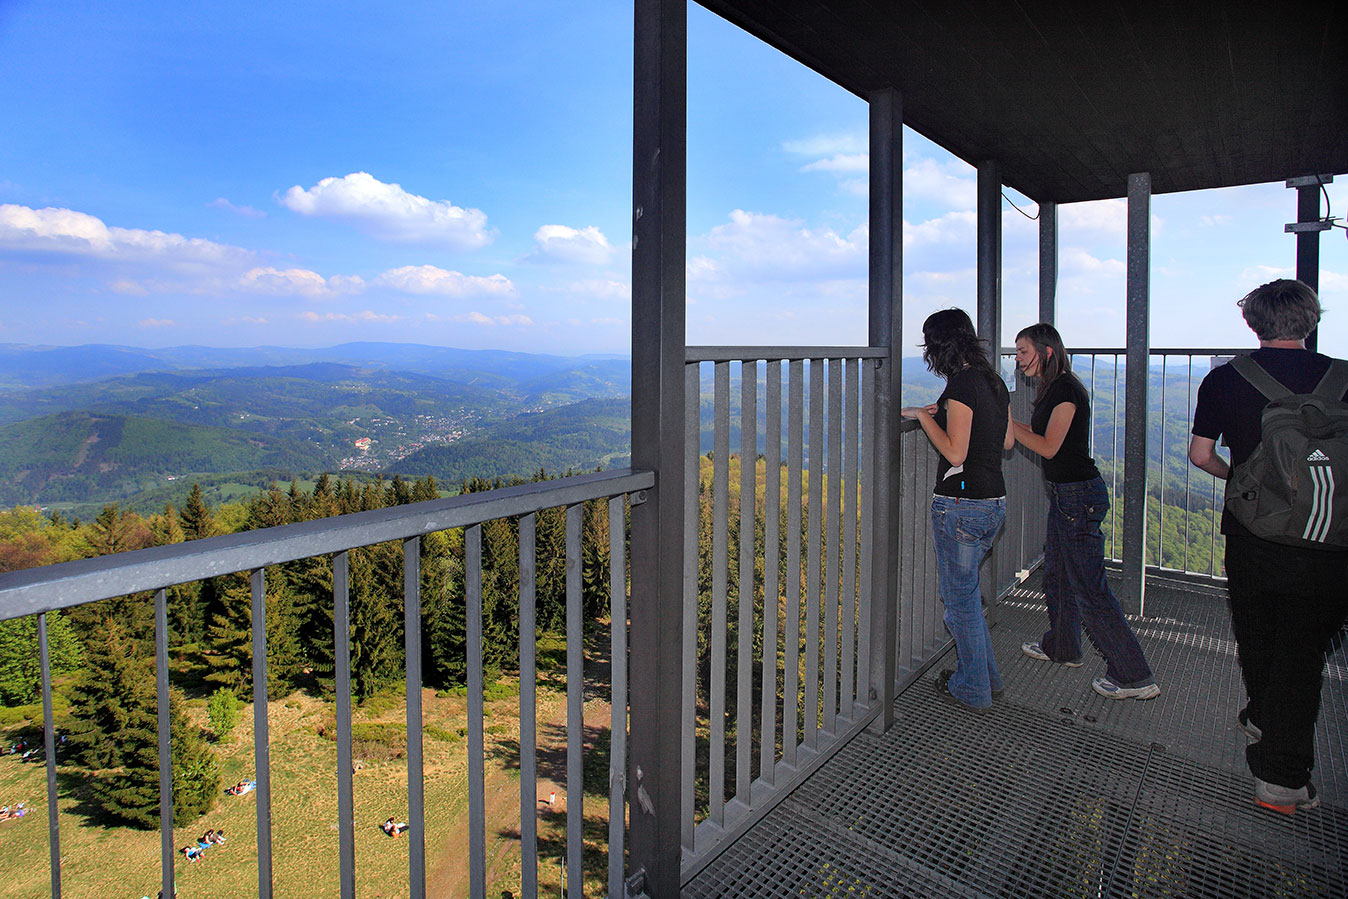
top-left (1112, 354), bottom-right (1121, 560)
top-left (823, 357), bottom-right (842, 733)
top-left (251, 568), bottom-right (274, 899)
top-left (404, 536), bottom-right (426, 896)
top-left (519, 514), bottom-right (539, 899)
top-left (565, 505), bottom-right (583, 899)
top-left (154, 589), bottom-right (174, 899)
top-left (607, 496), bottom-right (628, 899)
top-left (38, 613), bottom-right (60, 899)
top-left (1184, 355), bottom-right (1194, 573)
top-left (805, 358), bottom-right (824, 750)
top-left (467, 525), bottom-right (485, 899)
top-left (857, 360), bottom-right (875, 709)
top-left (899, 428), bottom-right (917, 673)
top-left (842, 358), bottom-right (859, 717)
top-left (710, 360), bottom-right (729, 823)
top-left (1159, 354), bottom-right (1168, 567)
top-left (334, 552), bottom-right (354, 899)
top-left (761, 360), bottom-right (781, 783)
top-left (924, 444), bottom-right (941, 655)
top-left (736, 359), bottom-right (757, 801)
top-left (681, 362), bottom-right (698, 849)
top-left (1090, 354), bottom-right (1098, 458)
top-left (784, 359), bottom-right (804, 766)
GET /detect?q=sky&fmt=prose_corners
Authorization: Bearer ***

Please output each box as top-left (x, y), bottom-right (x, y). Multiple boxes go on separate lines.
top-left (1, 0), bottom-right (1345, 358)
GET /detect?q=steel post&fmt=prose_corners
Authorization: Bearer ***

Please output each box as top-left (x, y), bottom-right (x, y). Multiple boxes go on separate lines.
top-left (866, 87), bottom-right (902, 734)
top-left (629, 0), bottom-right (687, 892)
top-left (1121, 172), bottom-right (1152, 616)
top-left (1039, 200), bottom-right (1057, 326)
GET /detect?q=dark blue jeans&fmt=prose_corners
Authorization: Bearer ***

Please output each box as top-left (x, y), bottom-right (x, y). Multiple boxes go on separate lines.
top-left (1039, 476), bottom-right (1154, 687)
top-left (932, 495), bottom-right (1006, 708)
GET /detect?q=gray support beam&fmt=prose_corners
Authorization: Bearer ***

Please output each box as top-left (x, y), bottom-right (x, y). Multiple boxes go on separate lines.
top-left (629, 0), bottom-right (686, 893)
top-left (866, 87), bottom-right (902, 735)
top-left (1121, 172), bottom-right (1151, 616)
top-left (1039, 200), bottom-right (1057, 326)
top-left (1297, 183), bottom-right (1322, 352)
top-left (977, 161), bottom-right (1003, 365)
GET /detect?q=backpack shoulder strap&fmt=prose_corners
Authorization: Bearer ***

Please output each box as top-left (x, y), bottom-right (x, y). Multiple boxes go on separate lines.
top-left (1230, 354), bottom-right (1292, 402)
top-left (1311, 358), bottom-right (1348, 402)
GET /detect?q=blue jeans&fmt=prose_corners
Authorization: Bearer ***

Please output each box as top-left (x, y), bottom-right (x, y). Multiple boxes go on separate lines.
top-left (1039, 477), bottom-right (1154, 687)
top-left (931, 495), bottom-right (1006, 708)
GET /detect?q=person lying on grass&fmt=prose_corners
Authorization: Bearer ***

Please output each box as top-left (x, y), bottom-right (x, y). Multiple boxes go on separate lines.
top-left (381, 817), bottom-right (409, 836)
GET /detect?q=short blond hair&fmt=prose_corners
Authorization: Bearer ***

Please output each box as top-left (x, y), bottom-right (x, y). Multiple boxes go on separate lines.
top-left (1238, 279), bottom-right (1321, 341)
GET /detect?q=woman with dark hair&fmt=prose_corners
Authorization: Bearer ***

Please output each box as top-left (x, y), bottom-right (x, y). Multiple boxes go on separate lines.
top-left (901, 308), bottom-right (1014, 710)
top-left (1012, 323), bottom-right (1159, 700)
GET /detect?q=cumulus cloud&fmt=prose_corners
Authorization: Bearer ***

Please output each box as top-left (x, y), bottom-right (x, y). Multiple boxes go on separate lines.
top-left (527, 224), bottom-right (613, 264)
top-left (0, 203), bottom-right (251, 268)
top-left (439, 311), bottom-right (533, 326)
top-left (552, 278), bottom-right (629, 301)
top-left (225, 316), bottom-right (270, 325)
top-left (209, 197), bottom-right (266, 219)
top-left (782, 134), bottom-right (866, 157)
top-left (279, 172), bottom-right (492, 249)
top-left (801, 154), bottom-right (869, 174)
top-left (1238, 264), bottom-right (1293, 282)
top-left (700, 210), bottom-right (867, 279)
top-left (138, 318), bottom-right (175, 328)
top-left (374, 264), bottom-right (515, 298)
top-left (239, 266), bottom-right (332, 298)
top-left (299, 310), bottom-right (403, 323)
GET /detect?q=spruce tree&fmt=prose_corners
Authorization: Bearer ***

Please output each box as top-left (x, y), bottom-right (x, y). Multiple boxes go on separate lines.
top-left (67, 619), bottom-right (142, 769)
top-left (0, 612), bottom-right (82, 706)
top-left (180, 484), bottom-right (214, 540)
top-left (170, 687), bottom-right (220, 825)
top-left (91, 671), bottom-right (160, 828)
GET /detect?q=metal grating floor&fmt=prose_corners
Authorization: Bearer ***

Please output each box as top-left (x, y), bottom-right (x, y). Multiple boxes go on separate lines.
top-left (684, 573), bottom-right (1348, 898)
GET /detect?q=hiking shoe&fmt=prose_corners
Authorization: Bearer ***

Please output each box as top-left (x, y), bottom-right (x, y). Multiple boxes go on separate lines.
top-left (1237, 708), bottom-right (1262, 741)
top-left (1091, 676), bottom-right (1160, 700)
top-left (1254, 778), bottom-right (1319, 815)
top-left (1022, 641), bottom-right (1084, 667)
top-left (934, 670), bottom-right (988, 712)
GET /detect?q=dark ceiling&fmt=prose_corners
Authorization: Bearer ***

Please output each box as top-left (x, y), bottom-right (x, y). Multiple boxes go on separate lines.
top-left (697, 0), bottom-right (1348, 203)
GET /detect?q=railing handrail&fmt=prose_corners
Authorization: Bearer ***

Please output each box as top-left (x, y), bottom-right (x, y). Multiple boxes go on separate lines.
top-left (999, 346), bottom-right (1251, 357)
top-left (686, 345), bottom-right (886, 362)
top-left (0, 467), bottom-right (654, 620)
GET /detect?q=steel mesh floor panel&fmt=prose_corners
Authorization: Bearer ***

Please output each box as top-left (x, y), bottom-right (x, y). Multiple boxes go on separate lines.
top-left (684, 575), bottom-right (1347, 898)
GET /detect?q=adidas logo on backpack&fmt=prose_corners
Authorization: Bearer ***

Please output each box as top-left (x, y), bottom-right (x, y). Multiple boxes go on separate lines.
top-left (1226, 356), bottom-right (1348, 549)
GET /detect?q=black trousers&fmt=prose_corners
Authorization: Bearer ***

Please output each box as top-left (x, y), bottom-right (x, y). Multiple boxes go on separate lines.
top-left (1224, 534), bottom-right (1348, 789)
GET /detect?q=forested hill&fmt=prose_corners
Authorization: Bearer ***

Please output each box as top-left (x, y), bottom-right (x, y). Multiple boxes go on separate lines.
top-left (0, 412), bottom-right (325, 506)
top-left (391, 397), bottom-right (631, 482)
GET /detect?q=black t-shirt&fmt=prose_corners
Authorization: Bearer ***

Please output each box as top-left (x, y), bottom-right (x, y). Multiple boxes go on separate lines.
top-left (1031, 374), bottom-right (1101, 483)
top-left (1192, 347), bottom-right (1346, 537)
top-left (932, 366), bottom-right (1010, 499)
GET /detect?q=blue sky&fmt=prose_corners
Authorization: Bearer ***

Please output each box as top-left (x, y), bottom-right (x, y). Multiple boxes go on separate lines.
top-left (1, 0), bottom-right (1345, 357)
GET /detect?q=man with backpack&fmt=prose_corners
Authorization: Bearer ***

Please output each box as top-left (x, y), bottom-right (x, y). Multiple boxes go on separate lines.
top-left (1189, 278), bottom-right (1348, 815)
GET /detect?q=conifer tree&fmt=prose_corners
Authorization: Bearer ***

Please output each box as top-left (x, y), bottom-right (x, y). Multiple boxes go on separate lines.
top-left (0, 612), bottom-right (82, 706)
top-left (67, 619), bottom-right (144, 769)
top-left (170, 687), bottom-right (220, 825)
top-left (180, 484), bottom-right (214, 540)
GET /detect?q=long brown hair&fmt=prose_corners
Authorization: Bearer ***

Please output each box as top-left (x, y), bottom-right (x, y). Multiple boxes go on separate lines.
top-left (1016, 322), bottom-right (1073, 403)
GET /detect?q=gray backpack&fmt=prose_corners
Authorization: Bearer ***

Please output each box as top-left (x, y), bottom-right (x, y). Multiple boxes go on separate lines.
top-left (1225, 355), bottom-right (1348, 548)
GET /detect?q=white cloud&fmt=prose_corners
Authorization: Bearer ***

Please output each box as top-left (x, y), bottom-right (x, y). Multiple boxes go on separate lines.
top-left (109, 280), bottom-right (149, 295)
top-left (225, 316), bottom-right (269, 325)
top-left (138, 318), bottom-right (175, 327)
top-left (0, 203), bottom-right (251, 268)
top-left (209, 197), bottom-right (266, 219)
top-left (782, 134), bottom-right (866, 157)
top-left (700, 209), bottom-right (867, 279)
top-left (239, 266), bottom-right (332, 298)
top-left (1239, 264), bottom-right (1293, 282)
top-left (441, 311), bottom-right (534, 326)
top-left (374, 264), bottom-right (515, 298)
top-left (801, 154), bottom-right (869, 174)
top-left (556, 278), bottom-right (629, 301)
top-left (904, 158), bottom-right (977, 208)
top-left (527, 224), bottom-right (613, 264)
top-left (279, 172), bottom-right (492, 249)
top-left (299, 310), bottom-right (403, 323)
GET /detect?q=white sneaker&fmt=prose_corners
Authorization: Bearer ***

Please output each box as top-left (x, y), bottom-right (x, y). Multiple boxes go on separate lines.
top-left (1021, 641), bottom-right (1084, 667)
top-left (1091, 676), bottom-right (1160, 700)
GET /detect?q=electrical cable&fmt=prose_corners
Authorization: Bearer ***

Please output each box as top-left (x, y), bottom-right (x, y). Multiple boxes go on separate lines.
top-left (1002, 191), bottom-right (1039, 220)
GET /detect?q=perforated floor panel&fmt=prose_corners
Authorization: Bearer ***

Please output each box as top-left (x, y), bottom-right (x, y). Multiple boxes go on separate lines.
top-left (684, 573), bottom-right (1348, 898)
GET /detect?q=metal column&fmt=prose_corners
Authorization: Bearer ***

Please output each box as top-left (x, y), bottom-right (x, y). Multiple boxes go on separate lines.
top-left (977, 161), bottom-right (1002, 366)
top-left (1287, 175), bottom-right (1333, 352)
top-left (1039, 200), bottom-right (1057, 326)
top-left (1121, 173), bottom-right (1151, 616)
top-left (629, 0), bottom-right (686, 893)
top-left (867, 87), bottom-right (902, 734)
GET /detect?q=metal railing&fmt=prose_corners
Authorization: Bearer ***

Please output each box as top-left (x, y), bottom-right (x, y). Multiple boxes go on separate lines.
top-left (680, 347), bottom-right (1047, 881)
top-left (1001, 348), bottom-right (1243, 580)
top-left (0, 468), bottom-right (653, 899)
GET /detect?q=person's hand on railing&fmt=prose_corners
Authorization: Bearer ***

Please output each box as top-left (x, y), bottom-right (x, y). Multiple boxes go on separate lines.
top-left (899, 404), bottom-right (939, 419)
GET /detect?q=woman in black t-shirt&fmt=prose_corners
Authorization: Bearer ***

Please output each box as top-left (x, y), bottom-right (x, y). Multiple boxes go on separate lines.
top-left (1011, 323), bottom-right (1159, 701)
top-left (901, 309), bottom-right (1013, 710)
